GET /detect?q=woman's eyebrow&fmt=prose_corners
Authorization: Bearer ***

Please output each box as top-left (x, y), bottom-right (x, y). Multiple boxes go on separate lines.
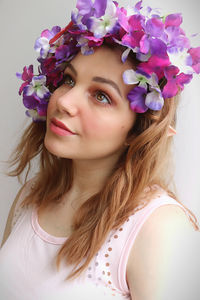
top-left (65, 63), bottom-right (77, 76)
top-left (92, 77), bottom-right (122, 97)
top-left (65, 63), bottom-right (122, 97)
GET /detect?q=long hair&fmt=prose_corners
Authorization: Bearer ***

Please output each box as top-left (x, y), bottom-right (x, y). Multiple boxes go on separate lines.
top-left (7, 45), bottom-right (200, 281)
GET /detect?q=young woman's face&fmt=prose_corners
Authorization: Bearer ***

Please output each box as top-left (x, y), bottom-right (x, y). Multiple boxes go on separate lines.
top-left (44, 46), bottom-right (136, 161)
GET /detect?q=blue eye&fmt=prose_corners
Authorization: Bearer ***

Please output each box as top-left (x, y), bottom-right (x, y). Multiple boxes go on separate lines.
top-left (95, 91), bottom-right (111, 105)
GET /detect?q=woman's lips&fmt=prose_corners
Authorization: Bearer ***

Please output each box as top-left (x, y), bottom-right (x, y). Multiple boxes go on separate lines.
top-left (50, 118), bottom-right (76, 136)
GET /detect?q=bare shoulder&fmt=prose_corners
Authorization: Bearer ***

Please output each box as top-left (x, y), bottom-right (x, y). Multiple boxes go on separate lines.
top-left (127, 204), bottom-right (200, 300)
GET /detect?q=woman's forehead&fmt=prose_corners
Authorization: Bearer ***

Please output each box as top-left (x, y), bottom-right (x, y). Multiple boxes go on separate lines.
top-left (70, 46), bottom-right (134, 81)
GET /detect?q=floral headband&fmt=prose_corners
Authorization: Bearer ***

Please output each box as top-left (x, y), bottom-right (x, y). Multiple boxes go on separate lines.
top-left (17, 0), bottom-right (200, 125)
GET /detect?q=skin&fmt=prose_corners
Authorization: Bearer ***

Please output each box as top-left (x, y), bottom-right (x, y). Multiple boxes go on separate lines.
top-left (44, 46), bottom-right (136, 202)
top-left (2, 46), bottom-right (199, 300)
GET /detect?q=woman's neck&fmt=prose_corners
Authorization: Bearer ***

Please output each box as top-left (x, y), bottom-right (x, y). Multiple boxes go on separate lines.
top-left (73, 157), bottom-right (117, 192)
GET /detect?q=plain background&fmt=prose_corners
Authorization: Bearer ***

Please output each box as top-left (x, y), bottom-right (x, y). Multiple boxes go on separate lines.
top-left (0, 0), bottom-right (200, 243)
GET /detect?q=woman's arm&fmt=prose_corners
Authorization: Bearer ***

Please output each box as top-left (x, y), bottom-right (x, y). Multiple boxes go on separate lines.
top-left (126, 205), bottom-right (200, 300)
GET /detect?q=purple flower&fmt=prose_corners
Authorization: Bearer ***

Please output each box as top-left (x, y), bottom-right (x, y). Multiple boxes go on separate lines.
top-left (145, 86), bottom-right (164, 110)
top-left (23, 75), bottom-right (51, 101)
top-left (41, 26), bottom-right (61, 40)
top-left (34, 26), bottom-right (61, 59)
top-left (164, 26), bottom-right (190, 54)
top-left (87, 0), bottom-right (118, 38)
top-left (55, 44), bottom-right (74, 63)
top-left (134, 1), bottom-right (143, 12)
top-left (165, 13), bottom-right (183, 28)
top-left (16, 65), bottom-right (34, 95)
top-left (26, 109), bottom-right (47, 122)
top-left (123, 69), bottom-right (158, 90)
top-left (127, 86), bottom-right (148, 113)
top-left (163, 65), bottom-right (193, 98)
top-left (188, 47), bottom-right (200, 74)
top-left (145, 17), bottom-right (165, 37)
top-left (76, 0), bottom-right (108, 25)
top-left (76, 36), bottom-right (94, 55)
top-left (140, 35), bottom-right (167, 57)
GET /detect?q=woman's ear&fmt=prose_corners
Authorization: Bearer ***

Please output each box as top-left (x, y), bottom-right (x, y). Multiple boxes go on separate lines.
top-left (168, 125), bottom-right (177, 137)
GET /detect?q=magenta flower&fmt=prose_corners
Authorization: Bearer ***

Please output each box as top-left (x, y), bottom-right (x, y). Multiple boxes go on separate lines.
top-left (122, 30), bottom-right (144, 49)
top-left (139, 54), bottom-right (170, 79)
top-left (163, 65), bottom-right (193, 98)
top-left (16, 65), bottom-right (34, 95)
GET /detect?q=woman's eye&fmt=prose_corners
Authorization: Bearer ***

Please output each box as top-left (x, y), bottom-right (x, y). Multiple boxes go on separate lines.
top-left (95, 91), bottom-right (111, 105)
top-left (64, 74), bottom-right (75, 87)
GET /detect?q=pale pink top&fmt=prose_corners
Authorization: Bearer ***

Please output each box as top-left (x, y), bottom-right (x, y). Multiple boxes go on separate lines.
top-left (0, 180), bottom-right (195, 300)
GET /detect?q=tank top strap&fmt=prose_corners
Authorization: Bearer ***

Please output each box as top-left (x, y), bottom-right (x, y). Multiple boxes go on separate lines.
top-left (96, 192), bottom-right (194, 295)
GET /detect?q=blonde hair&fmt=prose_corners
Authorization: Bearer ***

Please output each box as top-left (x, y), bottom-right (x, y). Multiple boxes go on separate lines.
top-left (7, 46), bottom-right (199, 281)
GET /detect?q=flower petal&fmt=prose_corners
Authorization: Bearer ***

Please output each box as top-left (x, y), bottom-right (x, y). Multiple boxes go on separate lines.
top-left (140, 35), bottom-right (150, 54)
top-left (162, 80), bottom-right (178, 98)
top-left (121, 48), bottom-right (131, 63)
top-left (93, 0), bottom-right (107, 18)
top-left (36, 86), bottom-right (51, 99)
top-left (165, 13), bottom-right (183, 28)
top-left (23, 95), bottom-right (37, 109)
top-left (123, 69), bottom-right (139, 84)
top-left (188, 47), bottom-right (200, 74)
top-left (127, 86), bottom-right (148, 113)
top-left (146, 18), bottom-right (164, 37)
top-left (145, 90), bottom-right (164, 110)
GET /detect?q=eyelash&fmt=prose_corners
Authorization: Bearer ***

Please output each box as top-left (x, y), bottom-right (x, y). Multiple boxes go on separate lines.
top-left (61, 74), bottom-right (112, 106)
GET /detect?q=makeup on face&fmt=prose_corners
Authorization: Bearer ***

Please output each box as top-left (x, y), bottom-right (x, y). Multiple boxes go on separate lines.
top-left (50, 118), bottom-right (76, 137)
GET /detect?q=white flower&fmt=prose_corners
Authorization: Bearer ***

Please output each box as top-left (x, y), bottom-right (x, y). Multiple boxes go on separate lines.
top-left (168, 49), bottom-right (193, 74)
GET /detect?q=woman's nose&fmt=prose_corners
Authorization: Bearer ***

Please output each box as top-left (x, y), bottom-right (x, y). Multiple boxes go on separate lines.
top-left (56, 87), bottom-right (81, 116)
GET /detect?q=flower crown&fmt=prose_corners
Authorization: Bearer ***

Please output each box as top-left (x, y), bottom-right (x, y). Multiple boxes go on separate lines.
top-left (17, 0), bottom-right (200, 122)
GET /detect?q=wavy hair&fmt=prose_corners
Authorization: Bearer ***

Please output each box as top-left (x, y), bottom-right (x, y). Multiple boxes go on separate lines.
top-left (7, 45), bottom-right (200, 281)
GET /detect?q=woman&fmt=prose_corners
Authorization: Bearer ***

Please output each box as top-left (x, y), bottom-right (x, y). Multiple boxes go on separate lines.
top-left (1, 0), bottom-right (200, 299)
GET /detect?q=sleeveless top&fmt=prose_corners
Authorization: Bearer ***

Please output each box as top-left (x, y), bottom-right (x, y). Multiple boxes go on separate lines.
top-left (0, 180), bottom-right (196, 300)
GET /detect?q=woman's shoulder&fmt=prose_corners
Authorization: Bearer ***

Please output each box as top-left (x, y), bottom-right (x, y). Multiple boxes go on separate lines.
top-left (1, 177), bottom-right (36, 248)
top-left (10, 177), bottom-right (37, 230)
top-left (130, 184), bottom-right (197, 240)
top-left (126, 187), bottom-right (199, 299)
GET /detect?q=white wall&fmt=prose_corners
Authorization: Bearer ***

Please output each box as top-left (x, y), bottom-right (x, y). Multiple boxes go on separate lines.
top-left (0, 0), bottom-right (200, 243)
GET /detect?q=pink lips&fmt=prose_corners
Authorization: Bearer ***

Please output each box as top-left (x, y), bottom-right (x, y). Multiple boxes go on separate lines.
top-left (50, 118), bottom-right (76, 136)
